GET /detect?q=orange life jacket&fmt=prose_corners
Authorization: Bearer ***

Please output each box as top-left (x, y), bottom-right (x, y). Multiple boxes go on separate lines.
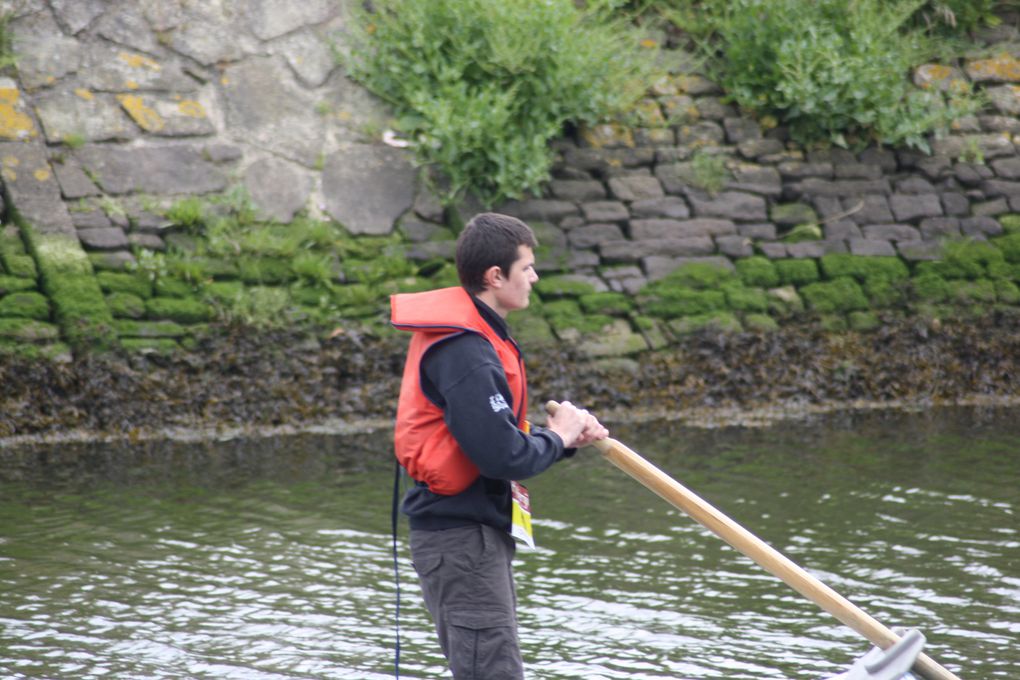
top-left (391, 287), bottom-right (528, 495)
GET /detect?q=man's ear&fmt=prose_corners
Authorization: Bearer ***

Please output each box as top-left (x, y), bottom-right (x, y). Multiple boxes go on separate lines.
top-left (482, 265), bottom-right (504, 290)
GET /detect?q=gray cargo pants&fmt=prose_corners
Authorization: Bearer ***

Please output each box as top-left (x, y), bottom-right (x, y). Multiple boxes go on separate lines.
top-left (410, 524), bottom-right (523, 679)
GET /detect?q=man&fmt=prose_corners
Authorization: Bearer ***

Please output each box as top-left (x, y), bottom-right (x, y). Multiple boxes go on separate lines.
top-left (391, 212), bottom-right (608, 679)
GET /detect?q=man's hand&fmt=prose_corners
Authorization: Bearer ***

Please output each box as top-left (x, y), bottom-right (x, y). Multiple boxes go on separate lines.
top-left (546, 400), bottom-right (609, 449)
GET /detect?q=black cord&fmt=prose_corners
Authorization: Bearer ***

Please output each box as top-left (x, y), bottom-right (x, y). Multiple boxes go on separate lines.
top-left (391, 458), bottom-right (403, 678)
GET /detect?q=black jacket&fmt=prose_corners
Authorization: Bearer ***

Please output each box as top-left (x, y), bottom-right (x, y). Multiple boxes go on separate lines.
top-left (401, 297), bottom-right (573, 532)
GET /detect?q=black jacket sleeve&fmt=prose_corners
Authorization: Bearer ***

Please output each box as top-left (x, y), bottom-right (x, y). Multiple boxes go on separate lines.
top-left (420, 332), bottom-right (569, 481)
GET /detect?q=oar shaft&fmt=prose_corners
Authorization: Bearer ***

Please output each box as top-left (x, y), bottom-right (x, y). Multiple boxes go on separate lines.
top-left (548, 402), bottom-right (961, 680)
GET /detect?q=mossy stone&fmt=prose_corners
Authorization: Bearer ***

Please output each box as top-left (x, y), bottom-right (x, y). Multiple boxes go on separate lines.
top-left (744, 313), bottom-right (779, 332)
top-left (534, 275), bottom-right (598, 298)
top-left (659, 262), bottom-right (736, 290)
top-left (723, 284), bottom-right (768, 313)
top-left (121, 337), bottom-right (181, 354)
top-left (848, 311), bottom-right (881, 332)
top-left (114, 319), bottom-right (187, 338)
top-left (44, 274), bottom-right (116, 348)
top-left (820, 254), bottom-right (909, 282)
top-left (782, 223), bottom-right (823, 243)
top-left (800, 277), bottom-right (869, 313)
top-left (819, 314), bottom-right (848, 332)
top-left (0, 317), bottom-right (60, 341)
top-left (998, 213), bottom-right (1020, 234)
top-left (771, 202), bottom-right (818, 226)
top-left (643, 288), bottom-right (727, 318)
top-left (97, 271), bottom-right (153, 299)
top-left (543, 299), bottom-right (613, 334)
top-left (579, 292), bottom-right (633, 315)
top-left (154, 276), bottom-right (194, 298)
top-left (911, 273), bottom-right (950, 302)
top-left (668, 311), bottom-right (742, 335)
top-left (735, 256), bottom-right (780, 288)
top-left (996, 279), bottom-right (1020, 304)
top-left (948, 279), bottom-right (997, 305)
top-left (0, 276), bottom-right (37, 295)
top-left (0, 291), bottom-right (50, 320)
top-left (106, 292), bottom-right (146, 319)
top-left (239, 256), bottom-right (293, 284)
top-left (864, 278), bottom-right (905, 308)
top-left (767, 286), bottom-right (805, 316)
top-left (992, 232), bottom-right (1020, 263)
top-left (145, 297), bottom-right (214, 324)
top-left (775, 258), bottom-right (820, 286)
top-left (291, 286), bottom-right (334, 307)
top-left (333, 283), bottom-right (377, 308)
top-left (6, 254), bottom-right (37, 279)
top-left (511, 312), bottom-right (556, 345)
top-left (204, 280), bottom-right (245, 302)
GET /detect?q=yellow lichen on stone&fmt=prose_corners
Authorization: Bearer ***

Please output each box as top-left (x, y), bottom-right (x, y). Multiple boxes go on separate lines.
top-left (580, 122), bottom-right (635, 149)
top-left (968, 53), bottom-right (1020, 82)
top-left (74, 88), bottom-right (95, 101)
top-left (2, 167), bottom-right (15, 181)
top-left (0, 88), bottom-right (38, 140)
top-left (34, 168), bottom-right (51, 182)
top-left (116, 94), bottom-right (164, 132)
top-left (177, 99), bottom-right (207, 118)
top-left (4, 154), bottom-right (21, 167)
top-left (124, 80), bottom-right (139, 90)
top-left (118, 52), bottom-right (161, 71)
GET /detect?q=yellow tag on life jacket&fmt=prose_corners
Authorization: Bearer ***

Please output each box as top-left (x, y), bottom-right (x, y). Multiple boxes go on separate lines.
top-left (510, 480), bottom-right (535, 550)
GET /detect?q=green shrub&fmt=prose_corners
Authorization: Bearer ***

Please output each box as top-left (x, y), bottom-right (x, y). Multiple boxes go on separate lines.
top-left (346, 0), bottom-right (654, 205)
top-left (800, 277), bottom-right (869, 313)
top-left (166, 197), bottom-right (206, 232)
top-left (708, 0), bottom-right (979, 150)
top-left (735, 256), bottom-right (779, 288)
top-left (776, 258), bottom-right (820, 286)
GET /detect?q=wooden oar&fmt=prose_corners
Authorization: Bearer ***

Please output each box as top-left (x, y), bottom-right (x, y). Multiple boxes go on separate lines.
top-left (545, 401), bottom-right (961, 680)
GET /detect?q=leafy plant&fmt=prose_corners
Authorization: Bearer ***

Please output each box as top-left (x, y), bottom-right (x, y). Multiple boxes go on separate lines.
top-left (345, 0), bottom-right (656, 205)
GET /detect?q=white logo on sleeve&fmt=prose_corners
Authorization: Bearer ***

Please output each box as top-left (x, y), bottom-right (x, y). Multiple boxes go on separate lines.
top-left (489, 393), bottom-right (510, 413)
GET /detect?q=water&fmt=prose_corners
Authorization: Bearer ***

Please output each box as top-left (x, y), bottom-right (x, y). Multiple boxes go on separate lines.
top-left (0, 408), bottom-right (1017, 679)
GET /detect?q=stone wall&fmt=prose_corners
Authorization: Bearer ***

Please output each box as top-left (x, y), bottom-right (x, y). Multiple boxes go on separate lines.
top-left (3, 1), bottom-right (1020, 360)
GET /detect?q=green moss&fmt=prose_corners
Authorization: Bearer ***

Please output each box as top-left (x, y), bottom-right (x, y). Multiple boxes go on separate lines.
top-left (744, 313), bottom-right (778, 332)
top-left (0, 276), bottom-right (36, 294)
top-left (579, 292), bottom-right (633, 315)
top-left (113, 319), bottom-right (187, 338)
top-left (735, 256), bottom-right (780, 288)
top-left (947, 278), bottom-right (997, 305)
top-left (995, 280), bottom-right (1020, 304)
top-left (819, 314), bottom-right (848, 332)
top-left (145, 297), bottom-right (215, 324)
top-left (510, 312), bottom-right (556, 344)
top-left (820, 254), bottom-right (909, 282)
top-left (291, 286), bottom-right (335, 307)
top-left (800, 277), bottom-right (869, 313)
top-left (661, 262), bottom-right (736, 289)
top-left (775, 258), bottom-right (820, 286)
top-left (121, 337), bottom-right (181, 354)
top-left (0, 291), bottom-right (50, 319)
top-left (239, 256), bottom-right (294, 284)
top-left (668, 311), bottom-right (742, 335)
top-left (5, 254), bottom-right (37, 278)
top-left (848, 311), bottom-right (881, 332)
top-left (643, 288), bottom-right (727, 318)
top-left (911, 273), bottom-right (950, 302)
top-left (166, 197), bottom-right (206, 231)
top-left (0, 317), bottom-right (60, 341)
top-left (204, 280), bottom-right (245, 303)
top-left (723, 284), bottom-right (768, 313)
top-left (534, 275), bottom-right (598, 298)
top-left (782, 223), bottom-right (823, 243)
top-left (97, 271), bottom-right (153, 299)
top-left (918, 240), bottom-right (1005, 280)
top-left (997, 213), bottom-right (1020, 234)
top-left (992, 232), bottom-right (1020, 263)
top-left (767, 286), bottom-right (805, 316)
top-left (864, 278), bottom-right (905, 308)
top-left (771, 202), bottom-right (818, 225)
top-left (154, 276), bottom-right (196, 298)
top-left (106, 292), bottom-right (146, 319)
top-left (543, 299), bottom-right (613, 334)
top-left (333, 283), bottom-right (378, 309)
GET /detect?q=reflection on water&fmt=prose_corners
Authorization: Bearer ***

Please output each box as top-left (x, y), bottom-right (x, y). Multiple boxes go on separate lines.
top-left (1, 408), bottom-right (1017, 679)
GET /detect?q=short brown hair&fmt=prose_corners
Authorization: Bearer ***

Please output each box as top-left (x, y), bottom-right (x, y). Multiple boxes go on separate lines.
top-left (456, 213), bottom-right (537, 294)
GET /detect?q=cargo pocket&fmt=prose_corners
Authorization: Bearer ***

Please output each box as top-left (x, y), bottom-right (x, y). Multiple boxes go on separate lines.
top-left (446, 608), bottom-right (522, 680)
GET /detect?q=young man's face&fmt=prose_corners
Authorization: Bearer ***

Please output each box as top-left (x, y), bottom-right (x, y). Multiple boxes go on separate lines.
top-left (489, 245), bottom-right (539, 317)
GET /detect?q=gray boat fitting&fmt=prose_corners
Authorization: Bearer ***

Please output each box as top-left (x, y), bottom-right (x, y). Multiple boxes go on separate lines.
top-left (827, 629), bottom-right (926, 680)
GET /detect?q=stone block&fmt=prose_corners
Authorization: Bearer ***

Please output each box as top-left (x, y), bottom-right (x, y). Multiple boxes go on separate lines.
top-left (848, 239), bottom-right (897, 256)
top-left (715, 235), bottom-right (753, 258)
top-left (723, 117), bottom-right (761, 143)
top-left (915, 156), bottom-right (952, 180)
top-left (71, 209), bottom-right (112, 229)
top-left (890, 194), bottom-right (943, 221)
top-left (76, 144), bottom-right (227, 196)
top-left (919, 217), bottom-right (962, 239)
top-left (80, 43), bottom-right (197, 92)
top-left (858, 147), bottom-right (898, 172)
top-left (726, 165), bottom-right (781, 196)
top-left (771, 202), bottom-right (817, 226)
top-left (834, 163), bottom-right (883, 180)
top-left (642, 255), bottom-right (733, 282)
top-left (778, 161), bottom-right (834, 180)
top-left (273, 28), bottom-right (339, 88)
top-left (77, 227), bottom-right (130, 251)
top-left (897, 240), bottom-right (944, 261)
top-left (687, 190), bottom-right (767, 221)
top-left (786, 241), bottom-right (826, 258)
top-left (758, 242), bottom-right (787, 259)
top-left (631, 218), bottom-right (735, 239)
top-left (630, 197), bottom-right (690, 219)
top-left (569, 223), bottom-right (625, 249)
top-left (738, 138), bottom-right (784, 160)
top-left (896, 177), bottom-right (937, 194)
top-left (600, 236), bottom-right (714, 262)
top-left (695, 97), bottom-right (736, 120)
top-left (10, 11), bottom-right (82, 90)
top-left (966, 54), bottom-right (1020, 83)
top-left (245, 157), bottom-right (312, 223)
top-left (954, 162), bottom-right (995, 185)
top-left (941, 192), bottom-right (970, 216)
top-left (550, 180), bottom-right (606, 202)
top-left (52, 160), bottom-right (101, 199)
top-left (792, 178), bottom-right (892, 197)
top-left (824, 220), bottom-right (862, 240)
top-left (502, 199), bottom-right (579, 223)
top-left (739, 223), bottom-right (777, 240)
top-left (676, 121), bottom-right (725, 146)
top-left (861, 224), bottom-right (921, 242)
top-left (973, 198), bottom-right (1009, 216)
top-left (982, 179), bottom-right (1020, 199)
top-left (246, 0), bottom-right (336, 41)
top-left (848, 195), bottom-right (894, 224)
top-left (581, 201), bottom-right (629, 223)
top-left (34, 89), bottom-right (137, 144)
top-left (608, 175), bottom-right (664, 201)
top-left (577, 319), bottom-right (648, 358)
top-left (961, 216), bottom-right (1003, 237)
top-left (322, 144), bottom-right (415, 235)
top-left (562, 147), bottom-right (656, 174)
